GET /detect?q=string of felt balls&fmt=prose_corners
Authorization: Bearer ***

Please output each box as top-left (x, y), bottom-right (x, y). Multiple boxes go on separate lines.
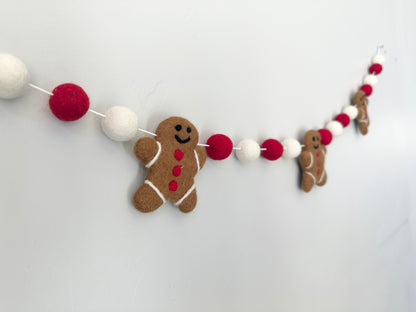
top-left (0, 47), bottom-right (385, 163)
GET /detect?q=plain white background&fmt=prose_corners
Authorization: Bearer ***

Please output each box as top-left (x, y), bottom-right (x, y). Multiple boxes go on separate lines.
top-left (1, 0), bottom-right (415, 311)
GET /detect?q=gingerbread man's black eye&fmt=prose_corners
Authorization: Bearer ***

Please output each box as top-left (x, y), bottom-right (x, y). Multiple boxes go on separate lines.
top-left (312, 137), bottom-right (316, 141)
top-left (186, 127), bottom-right (191, 133)
top-left (175, 125), bottom-right (182, 131)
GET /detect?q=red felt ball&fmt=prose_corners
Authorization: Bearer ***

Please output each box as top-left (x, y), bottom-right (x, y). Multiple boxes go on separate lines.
top-left (369, 63), bottom-right (383, 75)
top-left (318, 129), bottom-right (332, 146)
top-left (260, 139), bottom-right (283, 161)
top-left (206, 134), bottom-right (233, 160)
top-left (360, 84), bottom-right (373, 96)
top-left (334, 113), bottom-right (350, 127)
top-left (49, 83), bottom-right (90, 121)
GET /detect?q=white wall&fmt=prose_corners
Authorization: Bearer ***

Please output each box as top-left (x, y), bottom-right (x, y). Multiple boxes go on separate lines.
top-left (1, 0), bottom-right (415, 311)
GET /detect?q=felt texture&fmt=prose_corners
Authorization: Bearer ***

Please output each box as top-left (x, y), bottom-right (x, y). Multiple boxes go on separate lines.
top-left (0, 53), bottom-right (30, 99)
top-left (343, 105), bottom-right (359, 120)
top-left (49, 83), bottom-right (90, 121)
top-left (372, 54), bottom-right (386, 65)
top-left (236, 139), bottom-right (260, 162)
top-left (363, 74), bottom-right (378, 87)
top-left (299, 130), bottom-right (327, 192)
top-left (352, 90), bottom-right (370, 135)
top-left (326, 120), bottom-right (343, 137)
top-left (369, 63), bottom-right (383, 75)
top-left (318, 129), bottom-right (332, 145)
top-left (206, 134), bottom-right (233, 160)
top-left (261, 139), bottom-right (283, 161)
top-left (282, 138), bottom-right (301, 159)
top-left (360, 84), bottom-right (373, 96)
top-left (334, 113), bottom-right (350, 127)
top-left (133, 117), bottom-right (206, 213)
top-left (101, 106), bottom-right (139, 141)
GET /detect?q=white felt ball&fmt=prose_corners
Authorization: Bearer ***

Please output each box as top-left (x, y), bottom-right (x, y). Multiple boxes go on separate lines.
top-left (236, 139), bottom-right (260, 162)
top-left (0, 54), bottom-right (30, 99)
top-left (363, 74), bottom-right (378, 87)
top-left (372, 54), bottom-right (386, 65)
top-left (282, 138), bottom-right (301, 159)
top-left (343, 105), bottom-right (359, 120)
top-left (101, 106), bottom-right (139, 141)
top-left (326, 121), bottom-right (343, 137)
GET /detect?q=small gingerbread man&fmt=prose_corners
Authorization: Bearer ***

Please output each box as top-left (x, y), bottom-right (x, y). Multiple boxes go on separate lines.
top-left (352, 90), bottom-right (370, 135)
top-left (299, 130), bottom-right (327, 192)
top-left (133, 116), bottom-right (206, 213)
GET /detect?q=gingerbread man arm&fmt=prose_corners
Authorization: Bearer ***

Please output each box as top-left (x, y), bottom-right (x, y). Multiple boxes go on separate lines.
top-left (299, 151), bottom-right (312, 169)
top-left (134, 137), bottom-right (160, 166)
top-left (195, 145), bottom-right (207, 170)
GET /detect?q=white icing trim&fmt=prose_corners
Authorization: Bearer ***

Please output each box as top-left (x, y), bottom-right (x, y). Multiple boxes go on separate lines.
top-left (175, 184), bottom-right (196, 206)
top-left (318, 170), bottom-right (326, 184)
top-left (305, 171), bottom-right (316, 185)
top-left (305, 152), bottom-right (314, 169)
top-left (145, 141), bottom-right (162, 168)
top-left (144, 180), bottom-right (166, 203)
top-left (194, 150), bottom-right (200, 171)
top-left (358, 119), bottom-right (369, 124)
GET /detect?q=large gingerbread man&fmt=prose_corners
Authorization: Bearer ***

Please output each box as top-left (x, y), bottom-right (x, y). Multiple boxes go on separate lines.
top-left (299, 130), bottom-right (327, 192)
top-left (133, 116), bottom-right (206, 213)
top-left (352, 90), bottom-right (370, 135)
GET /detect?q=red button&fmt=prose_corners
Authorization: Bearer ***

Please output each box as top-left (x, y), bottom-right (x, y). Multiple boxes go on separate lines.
top-left (316, 152), bottom-right (320, 157)
top-left (174, 149), bottom-right (184, 161)
top-left (172, 166), bottom-right (181, 177)
top-left (169, 180), bottom-right (178, 191)
top-left (317, 169), bottom-right (320, 175)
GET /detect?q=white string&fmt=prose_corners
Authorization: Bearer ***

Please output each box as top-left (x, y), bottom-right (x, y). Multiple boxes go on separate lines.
top-left (197, 143), bottom-right (210, 147)
top-left (28, 83), bottom-right (53, 96)
top-left (88, 109), bottom-right (106, 118)
top-left (138, 128), bottom-right (156, 136)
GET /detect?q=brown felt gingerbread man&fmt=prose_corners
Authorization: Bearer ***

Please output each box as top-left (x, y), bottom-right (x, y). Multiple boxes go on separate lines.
top-left (299, 130), bottom-right (327, 192)
top-left (352, 90), bottom-right (370, 135)
top-left (133, 116), bottom-right (206, 213)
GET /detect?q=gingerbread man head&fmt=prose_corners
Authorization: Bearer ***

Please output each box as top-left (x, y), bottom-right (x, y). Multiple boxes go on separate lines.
top-left (302, 130), bottom-right (326, 153)
top-left (155, 116), bottom-right (199, 150)
top-left (352, 90), bottom-right (370, 135)
top-left (299, 130), bottom-right (327, 192)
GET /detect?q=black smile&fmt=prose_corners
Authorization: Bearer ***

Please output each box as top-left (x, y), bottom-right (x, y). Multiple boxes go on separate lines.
top-left (175, 135), bottom-right (191, 144)
top-left (313, 144), bottom-right (319, 149)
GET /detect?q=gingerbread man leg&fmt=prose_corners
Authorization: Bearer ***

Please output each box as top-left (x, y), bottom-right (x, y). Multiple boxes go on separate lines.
top-left (316, 170), bottom-right (327, 186)
top-left (301, 172), bottom-right (315, 192)
top-left (176, 187), bottom-right (197, 213)
top-left (133, 181), bottom-right (165, 213)
top-left (359, 122), bottom-right (369, 135)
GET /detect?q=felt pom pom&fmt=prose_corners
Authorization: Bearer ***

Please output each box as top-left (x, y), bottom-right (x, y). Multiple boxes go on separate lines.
top-left (261, 139), bottom-right (283, 161)
top-left (372, 54), bottom-right (386, 65)
top-left (360, 84), bottom-right (373, 96)
top-left (236, 139), bottom-right (260, 162)
top-left (326, 121), bottom-right (343, 137)
top-left (49, 83), bottom-right (89, 121)
top-left (206, 134), bottom-right (233, 160)
top-left (343, 105), bottom-right (359, 120)
top-left (318, 129), bottom-right (332, 145)
top-left (0, 53), bottom-right (30, 99)
top-left (363, 74), bottom-right (378, 87)
top-left (101, 106), bottom-right (139, 141)
top-left (334, 113), bottom-right (350, 127)
top-left (282, 138), bottom-right (301, 159)
top-left (369, 63), bottom-right (383, 75)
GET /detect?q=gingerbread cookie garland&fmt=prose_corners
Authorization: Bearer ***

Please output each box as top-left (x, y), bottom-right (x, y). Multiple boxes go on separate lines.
top-left (0, 48), bottom-right (385, 206)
